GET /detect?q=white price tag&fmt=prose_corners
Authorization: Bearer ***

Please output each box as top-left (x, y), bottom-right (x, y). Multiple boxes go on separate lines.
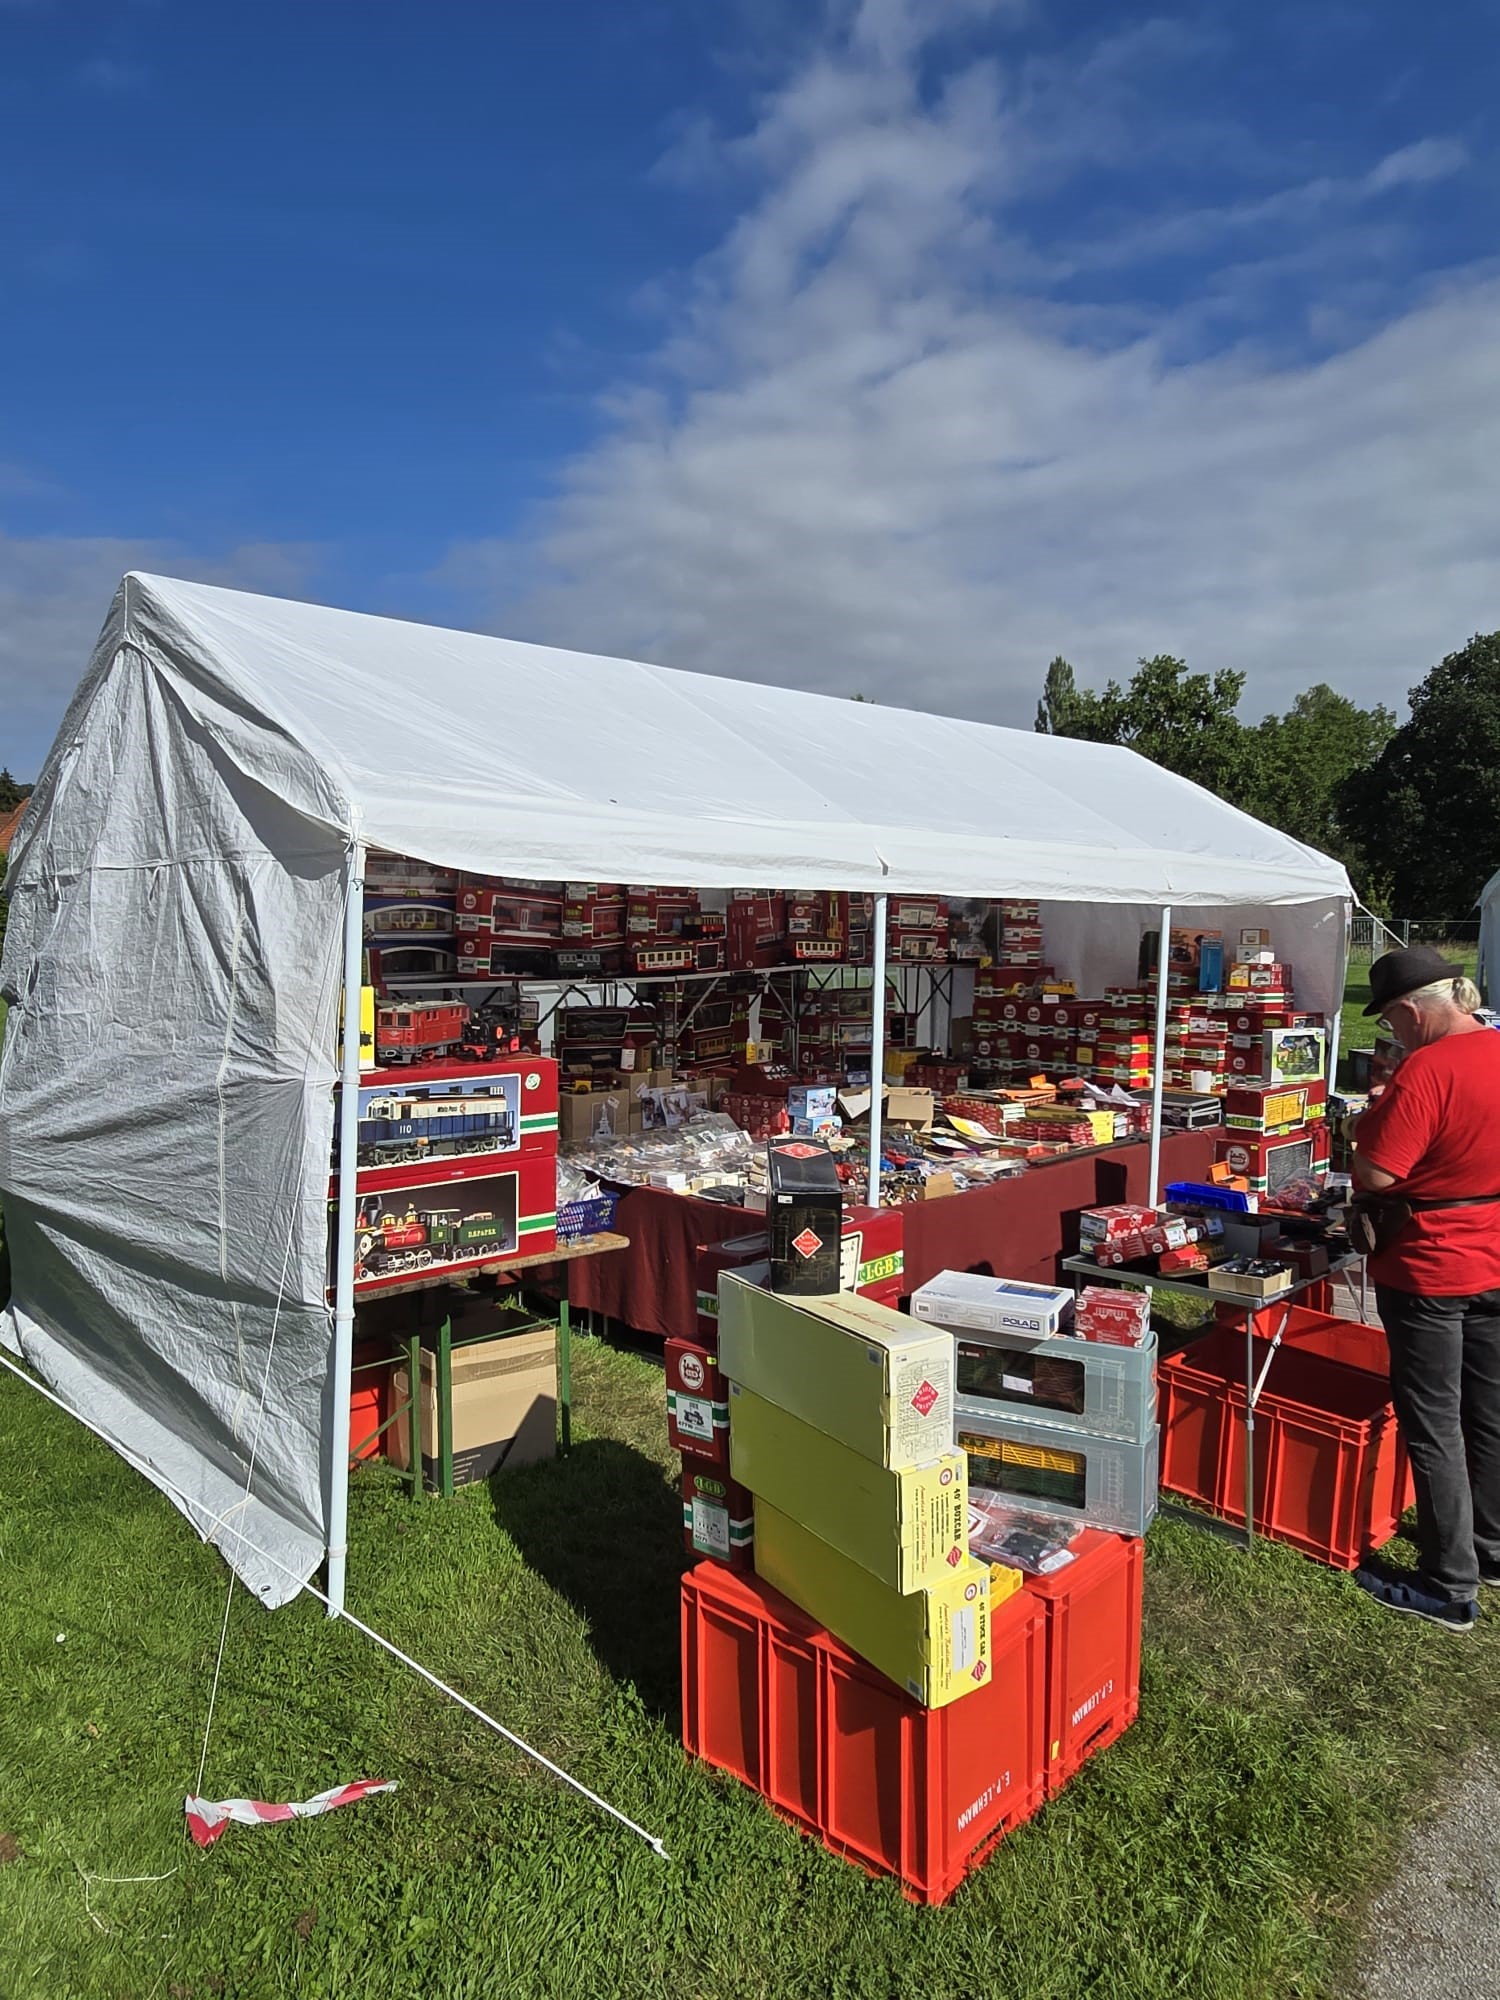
top-left (950, 1605), bottom-right (977, 1673)
top-left (675, 1395), bottom-right (714, 1441)
top-left (692, 1498), bottom-right (730, 1559)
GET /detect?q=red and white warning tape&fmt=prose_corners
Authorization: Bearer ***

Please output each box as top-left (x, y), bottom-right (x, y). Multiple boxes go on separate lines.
top-left (185, 1779), bottom-right (397, 1847)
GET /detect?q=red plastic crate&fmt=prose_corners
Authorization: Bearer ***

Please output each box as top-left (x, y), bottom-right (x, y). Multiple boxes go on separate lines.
top-left (1158, 1326), bottom-right (1413, 1568)
top-left (1022, 1530), bottom-right (1143, 1795)
top-left (681, 1562), bottom-right (1046, 1904)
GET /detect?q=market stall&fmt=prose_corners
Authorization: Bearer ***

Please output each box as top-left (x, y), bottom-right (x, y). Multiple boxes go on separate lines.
top-left (0, 572), bottom-right (1352, 1616)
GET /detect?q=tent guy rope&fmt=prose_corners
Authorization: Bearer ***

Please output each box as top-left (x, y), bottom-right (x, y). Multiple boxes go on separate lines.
top-left (0, 1350), bottom-right (671, 1861)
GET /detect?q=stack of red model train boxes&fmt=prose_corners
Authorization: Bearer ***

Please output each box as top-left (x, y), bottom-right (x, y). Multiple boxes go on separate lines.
top-left (784, 891), bottom-right (850, 965)
top-left (1213, 1076), bottom-right (1330, 1195)
top-left (455, 876), bottom-right (564, 975)
top-left (995, 899), bottom-right (1044, 967)
top-left (363, 855), bottom-right (460, 984)
top-left (330, 1052), bottom-right (560, 1298)
top-left (727, 890), bottom-right (788, 969)
top-left (562, 883), bottom-right (627, 950)
top-left (889, 895), bottom-right (949, 965)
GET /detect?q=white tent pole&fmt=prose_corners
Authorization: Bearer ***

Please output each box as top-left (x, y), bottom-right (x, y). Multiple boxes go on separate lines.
top-left (1147, 904), bottom-right (1171, 1205)
top-left (327, 841), bottom-right (366, 1618)
top-left (867, 894), bottom-right (889, 1210)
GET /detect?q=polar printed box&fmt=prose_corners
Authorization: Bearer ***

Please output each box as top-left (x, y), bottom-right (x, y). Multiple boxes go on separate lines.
top-left (717, 1275), bottom-right (953, 1469)
top-left (911, 1273), bottom-right (1074, 1341)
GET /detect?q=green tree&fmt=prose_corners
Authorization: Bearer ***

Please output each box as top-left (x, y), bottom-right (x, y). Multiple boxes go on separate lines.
top-left (1341, 631), bottom-right (1500, 915)
top-left (1243, 685), bottom-right (1395, 887)
top-left (0, 770), bottom-right (29, 814)
top-left (1035, 652), bottom-right (1259, 802)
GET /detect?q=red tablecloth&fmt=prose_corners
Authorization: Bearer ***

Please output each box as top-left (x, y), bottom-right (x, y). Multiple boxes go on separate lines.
top-left (568, 1184), bottom-right (757, 1342)
top-left (569, 1131), bottom-right (1217, 1341)
top-left (901, 1130), bottom-right (1217, 1294)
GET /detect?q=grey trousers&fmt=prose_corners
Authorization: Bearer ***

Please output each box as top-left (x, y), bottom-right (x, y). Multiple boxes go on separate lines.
top-left (1375, 1284), bottom-right (1500, 1603)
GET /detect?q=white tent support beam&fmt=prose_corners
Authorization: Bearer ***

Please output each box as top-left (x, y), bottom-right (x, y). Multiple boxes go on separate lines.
top-left (867, 895), bottom-right (889, 1209)
top-left (1147, 905), bottom-right (1171, 1206)
top-left (327, 840), bottom-right (366, 1618)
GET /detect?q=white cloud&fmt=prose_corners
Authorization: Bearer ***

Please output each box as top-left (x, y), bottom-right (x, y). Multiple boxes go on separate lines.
top-left (452, 0), bottom-right (1491, 728)
top-left (0, 535), bottom-right (324, 780)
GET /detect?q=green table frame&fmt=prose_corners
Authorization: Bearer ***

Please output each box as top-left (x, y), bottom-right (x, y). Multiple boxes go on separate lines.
top-left (348, 1232), bottom-right (630, 1498)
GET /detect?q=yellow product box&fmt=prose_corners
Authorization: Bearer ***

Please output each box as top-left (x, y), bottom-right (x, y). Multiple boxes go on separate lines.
top-left (753, 1500), bottom-right (992, 1708)
top-left (727, 1384), bottom-right (968, 1592)
top-left (717, 1275), bottom-right (953, 1470)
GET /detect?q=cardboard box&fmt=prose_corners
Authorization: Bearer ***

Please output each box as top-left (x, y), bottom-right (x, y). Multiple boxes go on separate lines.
top-left (558, 1089), bottom-right (638, 1146)
top-left (752, 1500), bottom-right (992, 1708)
top-left (728, 1386), bottom-right (968, 1592)
top-left (392, 1327), bottom-right (555, 1487)
top-left (717, 1275), bottom-right (954, 1470)
top-left (911, 1273), bottom-right (1074, 1340)
top-left (837, 1085), bottom-right (937, 1133)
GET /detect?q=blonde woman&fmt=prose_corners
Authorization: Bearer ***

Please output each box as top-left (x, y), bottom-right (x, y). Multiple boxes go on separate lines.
top-left (1352, 947), bottom-right (1500, 1631)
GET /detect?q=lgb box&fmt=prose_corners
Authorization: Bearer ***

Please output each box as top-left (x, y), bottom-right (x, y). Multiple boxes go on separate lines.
top-left (666, 1337), bottom-right (730, 1466)
top-left (338, 1057), bottom-right (558, 1177)
top-left (1212, 1123), bottom-right (1330, 1195)
top-left (332, 1153), bottom-right (557, 1294)
top-left (682, 1465), bottom-right (754, 1569)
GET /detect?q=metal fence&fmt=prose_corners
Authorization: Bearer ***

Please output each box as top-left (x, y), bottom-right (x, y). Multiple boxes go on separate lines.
top-left (1348, 915), bottom-right (1481, 963)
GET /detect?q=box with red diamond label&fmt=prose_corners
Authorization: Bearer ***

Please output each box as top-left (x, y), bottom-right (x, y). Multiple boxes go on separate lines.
top-left (718, 1273), bottom-right (954, 1469)
top-left (727, 1382), bottom-right (968, 1592)
top-left (766, 1137), bottom-right (844, 1295)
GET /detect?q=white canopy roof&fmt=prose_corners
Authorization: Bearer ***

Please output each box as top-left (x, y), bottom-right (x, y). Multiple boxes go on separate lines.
top-left (0, 574), bottom-right (1350, 1607)
top-left (111, 573), bottom-right (1348, 906)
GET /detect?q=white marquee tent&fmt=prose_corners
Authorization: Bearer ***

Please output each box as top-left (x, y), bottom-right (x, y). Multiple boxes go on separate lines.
top-left (0, 574), bottom-right (1352, 1609)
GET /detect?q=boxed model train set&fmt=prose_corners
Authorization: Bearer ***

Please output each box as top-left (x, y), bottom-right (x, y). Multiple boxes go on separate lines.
top-left (340, 852), bottom-right (1376, 1902)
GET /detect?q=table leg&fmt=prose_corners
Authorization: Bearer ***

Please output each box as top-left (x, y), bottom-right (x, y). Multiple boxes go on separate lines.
top-left (559, 1291), bottom-right (572, 1459)
top-left (405, 1328), bottom-right (422, 1503)
top-left (436, 1309), bottom-right (455, 1500)
top-left (1244, 1310), bottom-right (1256, 1548)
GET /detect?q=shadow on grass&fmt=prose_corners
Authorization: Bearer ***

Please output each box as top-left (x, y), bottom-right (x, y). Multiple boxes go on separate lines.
top-left (487, 1435), bottom-right (685, 1724)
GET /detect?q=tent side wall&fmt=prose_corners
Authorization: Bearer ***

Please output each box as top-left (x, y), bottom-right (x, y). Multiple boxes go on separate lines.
top-left (0, 590), bottom-right (351, 1605)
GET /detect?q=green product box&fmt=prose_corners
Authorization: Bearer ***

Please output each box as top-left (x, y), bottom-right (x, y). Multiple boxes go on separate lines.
top-left (717, 1274), bottom-right (953, 1469)
top-left (728, 1383), bottom-right (968, 1592)
top-left (752, 1499), bottom-right (992, 1709)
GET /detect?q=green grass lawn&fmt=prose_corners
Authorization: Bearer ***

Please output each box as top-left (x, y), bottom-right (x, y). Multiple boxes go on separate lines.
top-left (2, 1340), bottom-right (1498, 2000)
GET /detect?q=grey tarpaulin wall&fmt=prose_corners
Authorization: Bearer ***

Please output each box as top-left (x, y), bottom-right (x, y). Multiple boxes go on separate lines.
top-left (0, 573), bottom-right (1352, 1605)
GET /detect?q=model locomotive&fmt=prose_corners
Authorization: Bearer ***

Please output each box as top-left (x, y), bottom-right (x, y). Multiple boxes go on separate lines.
top-left (353, 1199), bottom-right (509, 1278)
top-left (355, 1089), bottom-right (516, 1167)
top-left (374, 1000), bottom-right (525, 1066)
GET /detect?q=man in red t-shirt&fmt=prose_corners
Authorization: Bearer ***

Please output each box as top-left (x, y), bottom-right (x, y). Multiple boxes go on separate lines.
top-left (1352, 947), bottom-right (1500, 1631)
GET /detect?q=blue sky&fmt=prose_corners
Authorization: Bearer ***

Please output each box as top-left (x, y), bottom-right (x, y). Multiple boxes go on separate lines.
top-left (3, 0), bottom-right (1498, 777)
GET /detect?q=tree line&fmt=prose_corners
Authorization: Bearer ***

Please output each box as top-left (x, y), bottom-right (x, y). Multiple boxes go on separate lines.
top-left (1034, 634), bottom-right (1500, 918)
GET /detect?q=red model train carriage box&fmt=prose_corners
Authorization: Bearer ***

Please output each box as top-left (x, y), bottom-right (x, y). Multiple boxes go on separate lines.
top-left (666, 1338), bottom-right (731, 1466)
top-left (331, 1152), bottom-right (558, 1295)
top-left (337, 1057), bottom-right (559, 1191)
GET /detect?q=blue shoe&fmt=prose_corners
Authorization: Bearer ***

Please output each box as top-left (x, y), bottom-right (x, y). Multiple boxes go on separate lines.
top-left (1355, 1570), bottom-right (1477, 1632)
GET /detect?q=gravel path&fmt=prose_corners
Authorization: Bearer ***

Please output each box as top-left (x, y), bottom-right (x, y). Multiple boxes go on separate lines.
top-left (1359, 1751), bottom-right (1500, 2000)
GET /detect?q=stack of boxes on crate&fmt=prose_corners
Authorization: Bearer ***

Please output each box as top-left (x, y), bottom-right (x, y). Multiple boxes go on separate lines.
top-left (681, 1255), bottom-right (1149, 1902)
